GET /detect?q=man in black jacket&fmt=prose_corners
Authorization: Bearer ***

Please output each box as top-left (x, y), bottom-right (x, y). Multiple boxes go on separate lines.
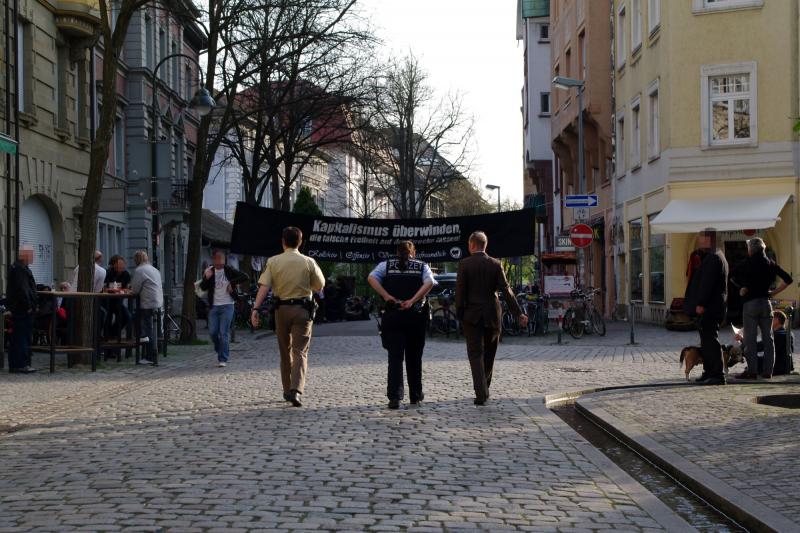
top-left (200, 250), bottom-right (248, 367)
top-left (6, 245), bottom-right (38, 373)
top-left (684, 231), bottom-right (729, 385)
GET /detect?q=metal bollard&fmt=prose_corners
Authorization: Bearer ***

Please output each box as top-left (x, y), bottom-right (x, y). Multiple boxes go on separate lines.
top-left (629, 301), bottom-right (637, 345)
top-left (557, 313), bottom-right (563, 345)
top-left (785, 305), bottom-right (794, 373)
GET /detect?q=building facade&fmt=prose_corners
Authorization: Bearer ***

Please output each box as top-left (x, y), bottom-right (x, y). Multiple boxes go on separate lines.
top-left (550, 0), bottom-right (614, 313)
top-left (517, 0), bottom-right (557, 257)
top-left (613, 0), bottom-right (800, 323)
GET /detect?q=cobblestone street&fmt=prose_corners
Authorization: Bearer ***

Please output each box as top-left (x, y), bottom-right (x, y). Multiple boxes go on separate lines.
top-left (0, 322), bottom-right (761, 531)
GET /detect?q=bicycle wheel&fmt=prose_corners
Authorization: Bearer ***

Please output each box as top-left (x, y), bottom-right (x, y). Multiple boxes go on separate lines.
top-left (502, 311), bottom-right (520, 336)
top-left (590, 308), bottom-right (606, 336)
top-left (430, 308), bottom-right (450, 336)
top-left (166, 314), bottom-right (194, 344)
top-left (565, 309), bottom-right (584, 339)
top-left (539, 308), bottom-right (549, 335)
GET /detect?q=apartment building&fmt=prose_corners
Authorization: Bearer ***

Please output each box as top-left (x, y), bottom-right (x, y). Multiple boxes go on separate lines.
top-left (516, 0), bottom-right (557, 254)
top-left (613, 0), bottom-right (800, 322)
top-left (550, 0), bottom-right (614, 312)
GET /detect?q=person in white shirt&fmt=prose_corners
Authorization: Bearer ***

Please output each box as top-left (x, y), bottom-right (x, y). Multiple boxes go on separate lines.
top-left (199, 250), bottom-right (247, 367)
top-left (70, 250), bottom-right (106, 293)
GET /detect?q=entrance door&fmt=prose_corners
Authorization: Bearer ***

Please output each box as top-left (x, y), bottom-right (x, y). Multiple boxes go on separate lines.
top-left (20, 197), bottom-right (54, 286)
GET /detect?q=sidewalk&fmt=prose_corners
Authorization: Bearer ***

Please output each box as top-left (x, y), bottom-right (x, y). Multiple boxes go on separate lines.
top-left (575, 378), bottom-right (800, 532)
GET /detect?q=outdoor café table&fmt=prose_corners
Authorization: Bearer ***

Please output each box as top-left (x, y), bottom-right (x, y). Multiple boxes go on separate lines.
top-left (34, 291), bottom-right (143, 373)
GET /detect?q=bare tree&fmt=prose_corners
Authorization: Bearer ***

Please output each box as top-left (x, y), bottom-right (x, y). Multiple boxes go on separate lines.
top-left (443, 178), bottom-right (494, 217)
top-left (362, 55), bottom-right (475, 219)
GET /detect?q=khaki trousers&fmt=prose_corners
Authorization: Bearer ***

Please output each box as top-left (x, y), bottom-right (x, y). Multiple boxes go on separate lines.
top-left (275, 305), bottom-right (313, 394)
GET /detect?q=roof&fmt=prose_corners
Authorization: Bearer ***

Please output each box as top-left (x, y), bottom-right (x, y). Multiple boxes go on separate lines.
top-left (522, 0), bottom-right (549, 18)
top-left (202, 209), bottom-right (234, 247)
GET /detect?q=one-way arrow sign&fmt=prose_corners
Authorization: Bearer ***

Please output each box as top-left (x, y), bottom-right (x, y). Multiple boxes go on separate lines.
top-left (565, 194), bottom-right (599, 208)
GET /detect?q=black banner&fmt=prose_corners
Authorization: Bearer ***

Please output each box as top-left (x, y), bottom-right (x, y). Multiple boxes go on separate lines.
top-left (230, 202), bottom-right (536, 263)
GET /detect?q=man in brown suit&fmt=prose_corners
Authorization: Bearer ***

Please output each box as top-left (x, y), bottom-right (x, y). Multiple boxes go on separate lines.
top-left (456, 231), bottom-right (527, 405)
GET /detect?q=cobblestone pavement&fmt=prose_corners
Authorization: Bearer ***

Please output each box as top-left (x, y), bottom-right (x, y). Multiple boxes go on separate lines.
top-left (577, 380), bottom-right (800, 530)
top-left (0, 320), bottom-right (705, 532)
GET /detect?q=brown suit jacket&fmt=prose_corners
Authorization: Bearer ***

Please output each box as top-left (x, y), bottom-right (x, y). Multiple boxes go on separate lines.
top-left (455, 251), bottom-right (523, 328)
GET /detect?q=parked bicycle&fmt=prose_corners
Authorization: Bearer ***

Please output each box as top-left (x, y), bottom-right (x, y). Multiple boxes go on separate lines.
top-left (561, 287), bottom-right (606, 339)
top-left (163, 296), bottom-right (194, 345)
top-left (429, 288), bottom-right (459, 337)
top-left (519, 292), bottom-right (550, 336)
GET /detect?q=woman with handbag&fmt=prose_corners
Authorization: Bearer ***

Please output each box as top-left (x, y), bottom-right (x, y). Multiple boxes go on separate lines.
top-left (367, 241), bottom-right (436, 409)
top-left (199, 250), bottom-right (248, 367)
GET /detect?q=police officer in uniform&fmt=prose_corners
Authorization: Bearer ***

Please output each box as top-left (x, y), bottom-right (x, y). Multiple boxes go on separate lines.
top-left (368, 241), bottom-right (436, 409)
top-left (252, 227), bottom-right (325, 407)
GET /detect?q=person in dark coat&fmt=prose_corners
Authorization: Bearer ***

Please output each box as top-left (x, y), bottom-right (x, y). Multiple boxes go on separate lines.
top-left (683, 231), bottom-right (729, 385)
top-left (455, 231), bottom-right (528, 405)
top-left (6, 245), bottom-right (38, 373)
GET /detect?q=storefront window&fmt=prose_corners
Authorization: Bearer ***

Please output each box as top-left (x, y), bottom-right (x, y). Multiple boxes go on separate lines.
top-left (630, 219), bottom-right (643, 301)
top-left (648, 214), bottom-right (665, 303)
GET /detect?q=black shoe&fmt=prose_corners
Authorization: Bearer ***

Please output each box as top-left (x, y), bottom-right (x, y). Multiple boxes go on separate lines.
top-left (283, 392), bottom-right (292, 402)
top-left (700, 376), bottom-right (726, 386)
top-left (9, 366), bottom-right (37, 374)
top-left (388, 399), bottom-right (400, 409)
top-left (288, 390), bottom-right (303, 407)
top-left (474, 397), bottom-right (487, 406)
top-left (410, 393), bottom-right (424, 406)
top-left (694, 373), bottom-right (708, 383)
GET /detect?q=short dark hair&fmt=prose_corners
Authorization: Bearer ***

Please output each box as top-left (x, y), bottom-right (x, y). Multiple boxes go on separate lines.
top-left (774, 310), bottom-right (787, 326)
top-left (109, 254), bottom-right (124, 267)
top-left (282, 226), bottom-right (302, 248)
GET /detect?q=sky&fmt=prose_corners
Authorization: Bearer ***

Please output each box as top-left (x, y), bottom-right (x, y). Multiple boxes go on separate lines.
top-left (360, 0), bottom-right (525, 205)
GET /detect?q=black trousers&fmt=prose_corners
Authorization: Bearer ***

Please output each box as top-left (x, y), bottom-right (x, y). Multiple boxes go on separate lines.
top-left (9, 314), bottom-right (33, 370)
top-left (382, 309), bottom-right (426, 401)
top-left (699, 314), bottom-right (723, 378)
top-left (461, 321), bottom-right (500, 401)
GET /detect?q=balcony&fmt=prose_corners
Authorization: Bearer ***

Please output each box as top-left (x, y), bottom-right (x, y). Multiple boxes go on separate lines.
top-left (159, 179), bottom-right (190, 224)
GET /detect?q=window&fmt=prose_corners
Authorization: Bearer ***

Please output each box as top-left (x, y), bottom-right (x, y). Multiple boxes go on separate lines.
top-left (171, 41), bottom-right (179, 90)
top-left (616, 5), bottom-right (627, 68)
top-left (629, 219), bottom-right (643, 301)
top-left (631, 0), bottom-right (642, 52)
top-left (578, 31), bottom-right (586, 80)
top-left (539, 24), bottom-right (549, 42)
top-left (648, 215), bottom-right (665, 303)
top-left (185, 65), bottom-right (192, 100)
top-left (616, 111), bottom-right (625, 176)
top-left (701, 62), bottom-right (757, 147)
top-left (648, 0), bottom-right (661, 33)
top-left (693, 0), bottom-right (764, 14)
top-left (114, 117), bottom-right (125, 176)
top-left (631, 97), bottom-right (641, 168)
top-left (647, 80), bottom-right (659, 159)
top-left (16, 19), bottom-right (31, 113)
top-left (540, 92), bottom-right (551, 115)
top-left (158, 29), bottom-right (166, 78)
top-left (55, 48), bottom-right (67, 128)
top-left (145, 14), bottom-right (154, 68)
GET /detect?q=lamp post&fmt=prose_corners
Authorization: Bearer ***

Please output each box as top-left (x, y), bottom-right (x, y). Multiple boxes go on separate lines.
top-left (553, 76), bottom-right (587, 286)
top-left (552, 76), bottom-right (585, 195)
top-left (486, 184), bottom-right (501, 212)
top-left (150, 53), bottom-right (216, 271)
top-left (150, 54), bottom-right (215, 357)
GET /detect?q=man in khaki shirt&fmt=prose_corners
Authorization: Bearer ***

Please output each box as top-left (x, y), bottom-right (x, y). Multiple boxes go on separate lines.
top-left (252, 226), bottom-right (325, 407)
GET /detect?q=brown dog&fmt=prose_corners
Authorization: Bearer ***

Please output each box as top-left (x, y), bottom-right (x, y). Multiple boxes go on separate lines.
top-left (680, 345), bottom-right (745, 380)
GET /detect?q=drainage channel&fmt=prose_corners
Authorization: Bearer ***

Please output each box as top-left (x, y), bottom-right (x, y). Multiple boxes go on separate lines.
top-left (551, 403), bottom-right (747, 532)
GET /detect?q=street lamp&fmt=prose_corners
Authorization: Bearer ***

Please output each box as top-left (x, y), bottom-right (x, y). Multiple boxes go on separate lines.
top-left (486, 184), bottom-right (501, 212)
top-left (150, 54), bottom-right (215, 357)
top-left (151, 53), bottom-right (216, 271)
top-left (552, 76), bottom-right (586, 195)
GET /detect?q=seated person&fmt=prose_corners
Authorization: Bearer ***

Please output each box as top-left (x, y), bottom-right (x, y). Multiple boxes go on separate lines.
top-left (735, 310), bottom-right (794, 375)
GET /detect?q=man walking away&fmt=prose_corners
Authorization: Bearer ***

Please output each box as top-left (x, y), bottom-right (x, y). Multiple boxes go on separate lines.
top-left (734, 237), bottom-right (792, 380)
top-left (200, 250), bottom-right (248, 367)
top-left (455, 231), bottom-right (527, 405)
top-left (251, 227), bottom-right (325, 407)
top-left (7, 245), bottom-right (38, 373)
top-left (130, 251), bottom-right (163, 365)
top-left (684, 230), bottom-right (728, 385)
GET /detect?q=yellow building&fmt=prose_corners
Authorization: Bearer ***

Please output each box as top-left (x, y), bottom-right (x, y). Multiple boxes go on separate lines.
top-left (612, 0), bottom-right (800, 323)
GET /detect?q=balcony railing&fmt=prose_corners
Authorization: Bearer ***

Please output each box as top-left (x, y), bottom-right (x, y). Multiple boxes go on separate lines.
top-left (160, 179), bottom-right (190, 211)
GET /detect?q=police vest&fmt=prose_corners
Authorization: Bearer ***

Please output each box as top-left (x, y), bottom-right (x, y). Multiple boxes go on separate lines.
top-left (382, 259), bottom-right (425, 301)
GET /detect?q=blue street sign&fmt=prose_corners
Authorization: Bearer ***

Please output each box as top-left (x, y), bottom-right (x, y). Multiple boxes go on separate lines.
top-left (564, 194), bottom-right (599, 208)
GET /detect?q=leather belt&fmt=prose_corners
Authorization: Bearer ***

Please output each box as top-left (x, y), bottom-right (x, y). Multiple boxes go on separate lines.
top-left (276, 298), bottom-right (310, 306)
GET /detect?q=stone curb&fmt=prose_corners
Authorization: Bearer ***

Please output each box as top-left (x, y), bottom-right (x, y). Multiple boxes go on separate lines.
top-left (574, 387), bottom-right (799, 533)
top-left (517, 399), bottom-right (697, 532)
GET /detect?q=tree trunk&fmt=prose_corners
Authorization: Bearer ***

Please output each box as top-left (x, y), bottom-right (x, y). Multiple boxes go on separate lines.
top-left (179, 164), bottom-right (207, 341)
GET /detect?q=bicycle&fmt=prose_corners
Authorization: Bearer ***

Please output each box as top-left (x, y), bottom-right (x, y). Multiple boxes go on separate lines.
top-left (562, 287), bottom-right (606, 339)
top-left (429, 289), bottom-right (460, 337)
top-left (163, 297), bottom-right (194, 345)
top-left (501, 298), bottom-right (521, 337)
